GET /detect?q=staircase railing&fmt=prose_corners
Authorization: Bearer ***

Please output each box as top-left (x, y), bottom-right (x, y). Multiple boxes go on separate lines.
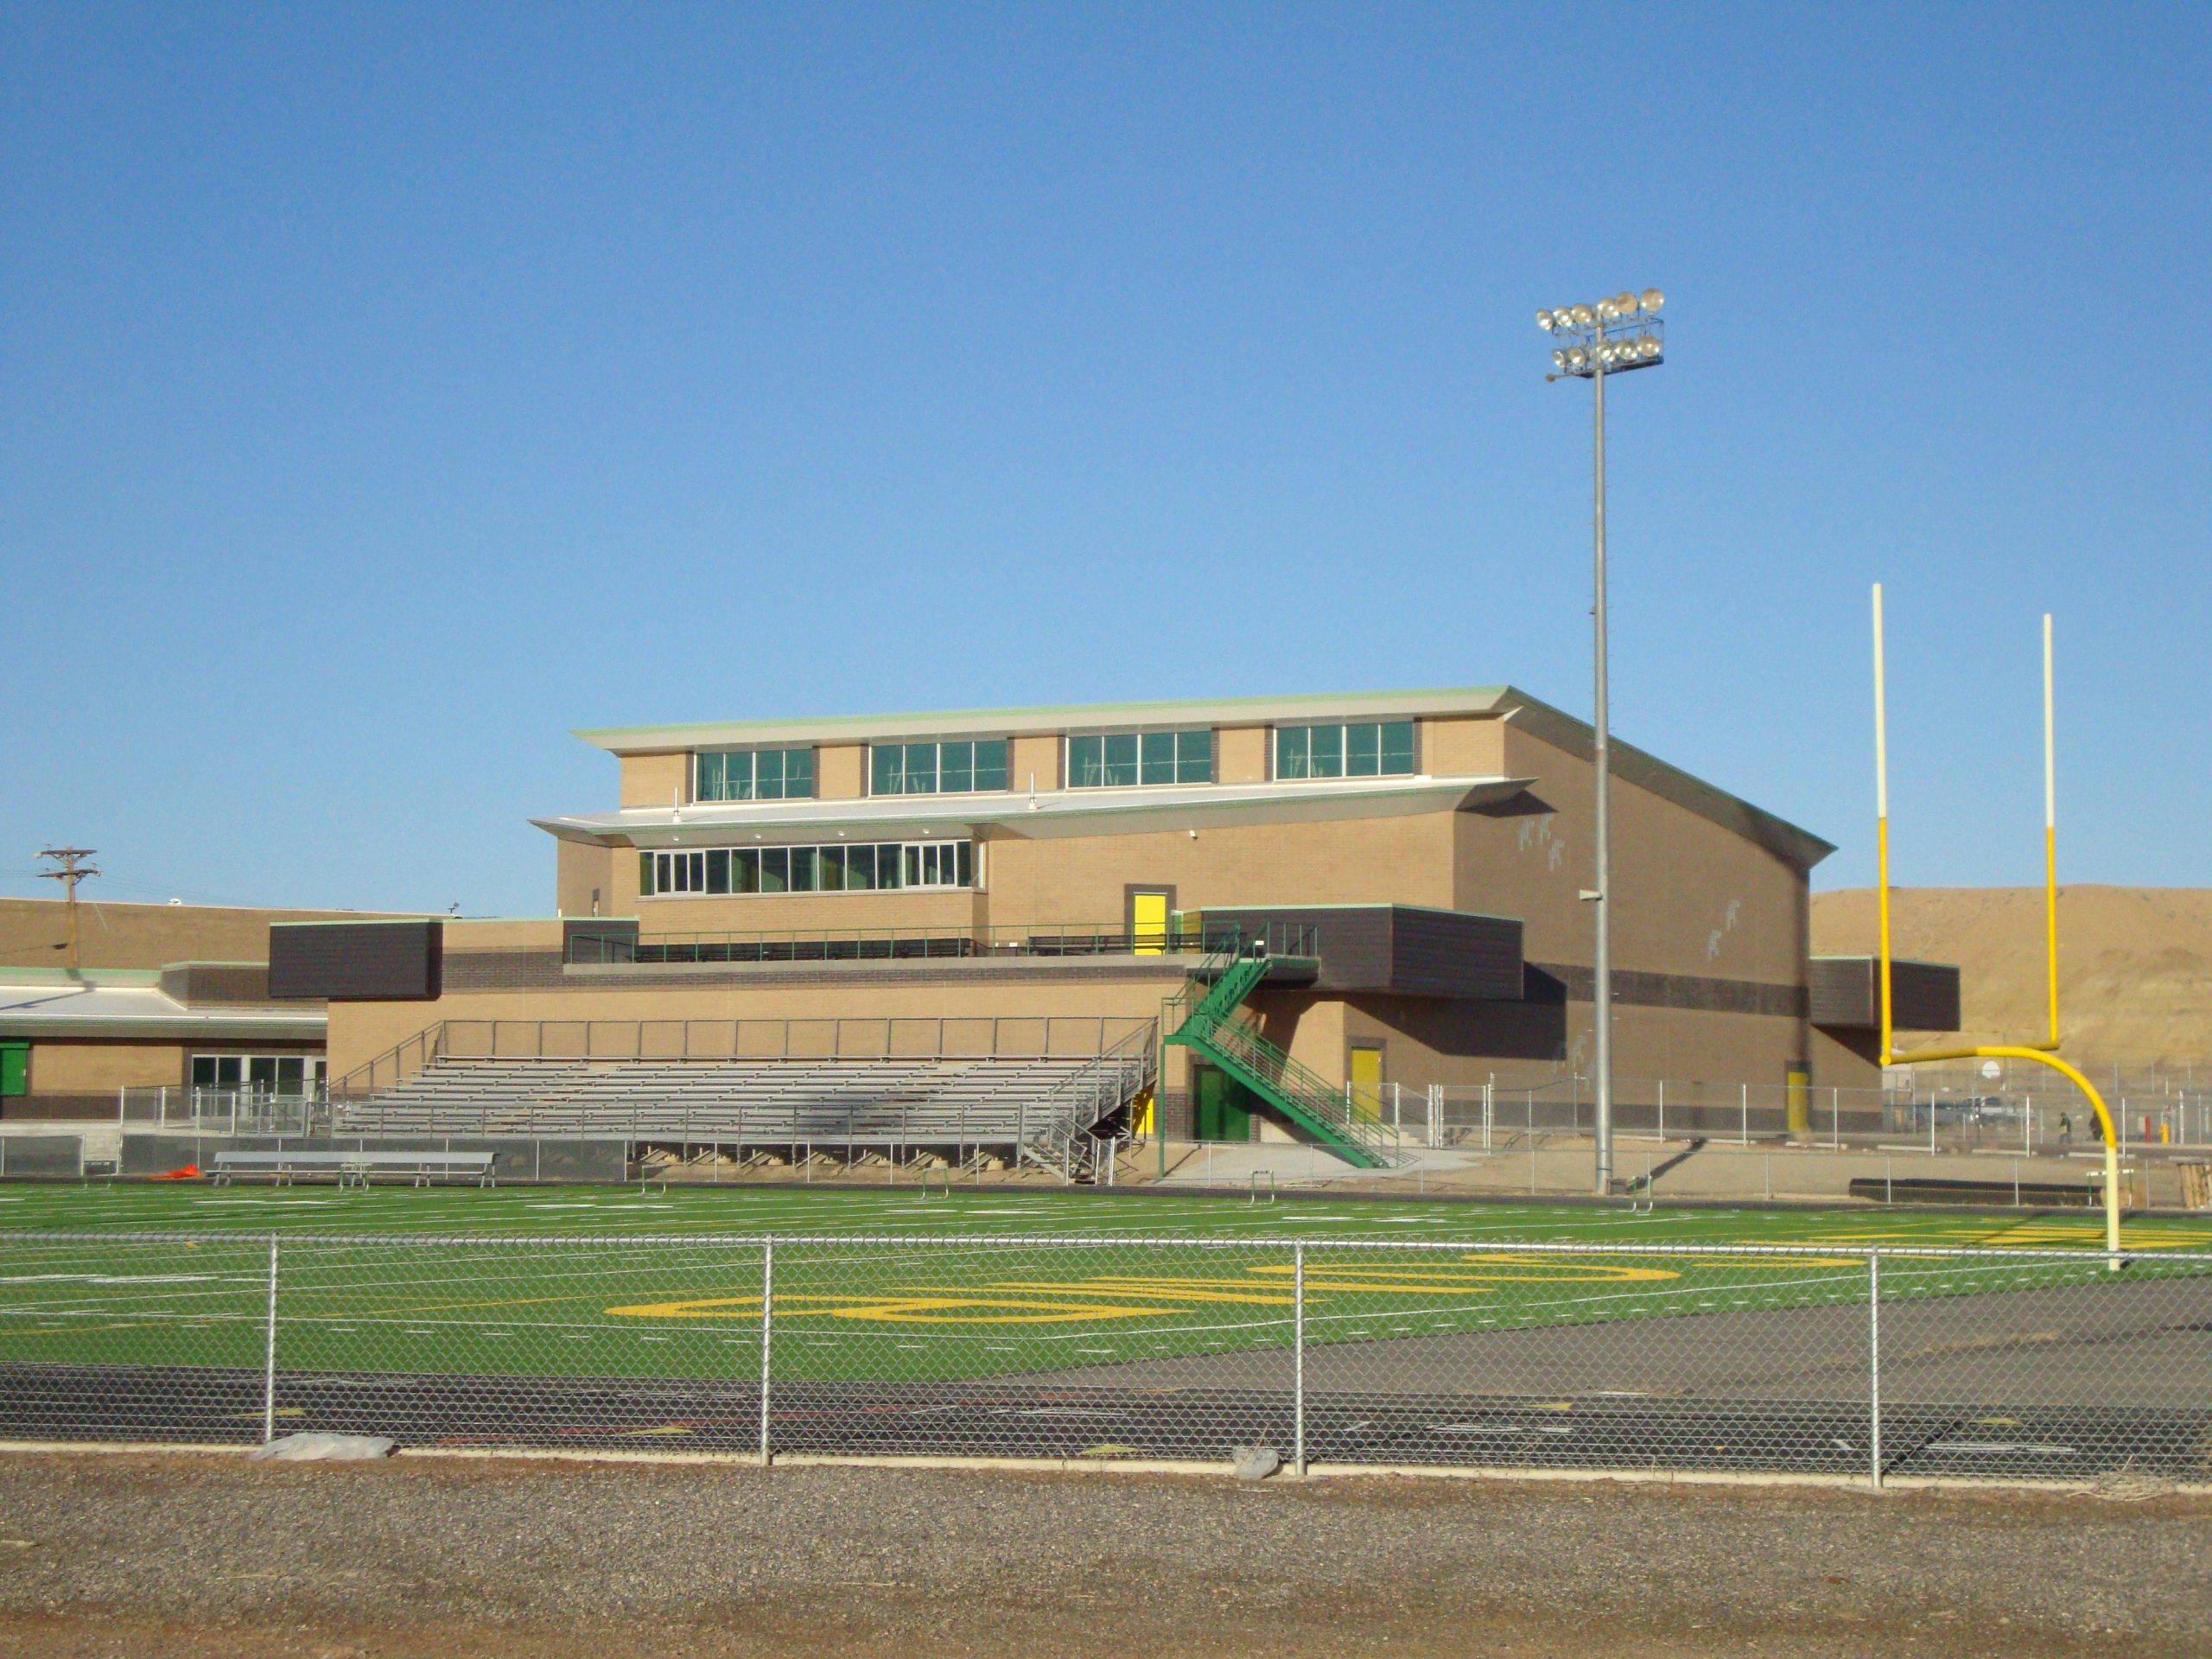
top-left (1164, 933), bottom-right (1402, 1170)
top-left (1017, 1020), bottom-right (1160, 1180)
top-left (329, 1022), bottom-right (447, 1104)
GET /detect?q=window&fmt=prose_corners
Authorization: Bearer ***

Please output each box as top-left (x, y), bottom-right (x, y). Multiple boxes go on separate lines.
top-left (869, 739), bottom-right (1007, 796)
top-left (644, 839), bottom-right (976, 896)
top-left (190, 1054), bottom-right (321, 1096)
top-left (695, 747), bottom-right (815, 803)
top-left (1274, 720), bottom-right (1416, 779)
top-left (1067, 728), bottom-right (1212, 788)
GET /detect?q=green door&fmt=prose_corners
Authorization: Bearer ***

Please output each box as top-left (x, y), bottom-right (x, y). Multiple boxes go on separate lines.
top-left (1193, 1065), bottom-right (1255, 1143)
top-left (0, 1042), bottom-right (27, 1098)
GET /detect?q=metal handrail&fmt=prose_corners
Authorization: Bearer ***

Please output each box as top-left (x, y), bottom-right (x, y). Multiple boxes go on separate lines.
top-left (566, 917), bottom-right (1319, 966)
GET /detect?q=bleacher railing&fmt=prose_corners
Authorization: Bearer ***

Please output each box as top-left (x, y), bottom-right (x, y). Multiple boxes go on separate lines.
top-left (565, 918), bottom-right (1318, 966)
top-left (333, 1014), bottom-right (1160, 1101)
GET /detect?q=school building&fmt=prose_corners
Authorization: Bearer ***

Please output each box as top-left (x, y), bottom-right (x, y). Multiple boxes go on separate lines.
top-left (279, 686), bottom-right (1955, 1159)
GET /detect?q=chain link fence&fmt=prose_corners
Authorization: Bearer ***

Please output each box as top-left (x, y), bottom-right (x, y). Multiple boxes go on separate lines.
top-left (1, 1230), bottom-right (2203, 1487)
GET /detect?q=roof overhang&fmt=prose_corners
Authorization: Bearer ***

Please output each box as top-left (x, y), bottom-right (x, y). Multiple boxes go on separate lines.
top-left (532, 774), bottom-right (1535, 849)
top-left (0, 982), bottom-right (325, 1043)
top-left (575, 686), bottom-right (1517, 754)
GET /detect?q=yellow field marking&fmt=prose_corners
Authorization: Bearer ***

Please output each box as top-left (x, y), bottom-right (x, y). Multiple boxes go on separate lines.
top-left (607, 1293), bottom-right (1179, 1325)
top-left (1261, 1260), bottom-right (1682, 1287)
top-left (985, 1279), bottom-right (1298, 1306)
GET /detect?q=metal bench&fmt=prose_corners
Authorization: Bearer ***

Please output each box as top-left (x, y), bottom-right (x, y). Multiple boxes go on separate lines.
top-left (209, 1150), bottom-right (497, 1189)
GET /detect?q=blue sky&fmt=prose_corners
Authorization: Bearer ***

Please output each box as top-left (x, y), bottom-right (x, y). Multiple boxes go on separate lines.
top-left (3, 4), bottom-right (2207, 916)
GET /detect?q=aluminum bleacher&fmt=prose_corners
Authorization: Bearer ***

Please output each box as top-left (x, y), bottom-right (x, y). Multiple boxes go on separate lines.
top-left (332, 1051), bottom-right (1151, 1173)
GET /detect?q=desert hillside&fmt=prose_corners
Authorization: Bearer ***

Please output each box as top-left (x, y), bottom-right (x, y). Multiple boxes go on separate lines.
top-left (1810, 886), bottom-right (2212, 1069)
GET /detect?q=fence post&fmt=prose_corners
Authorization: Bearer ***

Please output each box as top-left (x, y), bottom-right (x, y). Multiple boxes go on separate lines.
top-left (1293, 1242), bottom-right (1306, 1478)
top-left (263, 1235), bottom-right (281, 1445)
top-left (1866, 1250), bottom-right (1882, 1489)
top-left (759, 1238), bottom-right (774, 1467)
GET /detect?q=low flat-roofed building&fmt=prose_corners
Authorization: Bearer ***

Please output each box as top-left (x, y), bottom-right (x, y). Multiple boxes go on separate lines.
top-left (0, 963), bottom-right (327, 1121)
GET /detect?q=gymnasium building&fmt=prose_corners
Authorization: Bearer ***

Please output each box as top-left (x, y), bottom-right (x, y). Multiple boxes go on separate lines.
top-left (272, 686), bottom-right (1955, 1167)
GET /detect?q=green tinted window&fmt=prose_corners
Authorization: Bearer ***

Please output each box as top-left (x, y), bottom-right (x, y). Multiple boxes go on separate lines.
top-left (734, 849), bottom-right (760, 894)
top-left (1176, 728), bottom-right (1212, 783)
top-left (870, 746), bottom-right (902, 795)
top-left (639, 850), bottom-right (656, 896)
top-left (1068, 734), bottom-right (1103, 788)
top-left (1103, 733), bottom-right (1139, 786)
top-left (789, 847), bottom-right (817, 891)
top-left (1310, 724), bottom-right (1344, 777)
top-left (784, 748), bottom-right (814, 798)
top-left (760, 847), bottom-right (789, 893)
top-left (939, 741), bottom-right (973, 793)
top-left (1380, 720), bottom-right (1416, 773)
top-left (1346, 722), bottom-right (1380, 775)
top-left (705, 849), bottom-right (731, 894)
top-left (1140, 731), bottom-right (1175, 785)
top-left (695, 752), bottom-right (725, 801)
top-left (973, 738), bottom-right (1008, 791)
top-left (1277, 721), bottom-right (1415, 780)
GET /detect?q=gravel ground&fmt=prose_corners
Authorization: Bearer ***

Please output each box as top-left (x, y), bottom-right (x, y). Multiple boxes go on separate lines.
top-left (0, 1452), bottom-right (2205, 1657)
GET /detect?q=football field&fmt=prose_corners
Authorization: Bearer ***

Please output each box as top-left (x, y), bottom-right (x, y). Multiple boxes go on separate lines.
top-left (0, 1182), bottom-right (2206, 1387)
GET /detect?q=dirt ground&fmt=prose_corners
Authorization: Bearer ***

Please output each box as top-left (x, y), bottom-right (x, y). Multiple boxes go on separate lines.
top-left (0, 1452), bottom-right (2206, 1657)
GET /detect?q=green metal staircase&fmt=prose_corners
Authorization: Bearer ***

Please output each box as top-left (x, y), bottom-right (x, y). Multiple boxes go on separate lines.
top-left (1164, 938), bottom-right (1401, 1170)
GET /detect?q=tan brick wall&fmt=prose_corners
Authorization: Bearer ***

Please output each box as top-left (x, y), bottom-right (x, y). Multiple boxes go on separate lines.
top-left (1340, 996), bottom-right (1809, 1095)
top-left (555, 842), bottom-right (617, 918)
top-left (1459, 724), bottom-right (1810, 987)
top-left (444, 918), bottom-right (569, 951)
top-left (1421, 715), bottom-right (1506, 778)
top-left (818, 744), bottom-right (865, 799)
top-left (27, 1040), bottom-right (189, 1094)
top-left (1009, 734), bottom-right (1060, 793)
top-left (619, 753), bottom-right (690, 809)
top-left (981, 810), bottom-right (1460, 925)
top-left (1217, 726), bottom-right (1268, 784)
top-left (0, 899), bottom-right (418, 972)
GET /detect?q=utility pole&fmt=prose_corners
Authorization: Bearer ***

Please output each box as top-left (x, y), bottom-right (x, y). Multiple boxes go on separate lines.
top-left (36, 847), bottom-right (100, 969)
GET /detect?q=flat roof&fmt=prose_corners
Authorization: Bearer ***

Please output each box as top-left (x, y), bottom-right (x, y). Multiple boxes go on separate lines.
top-left (575, 685), bottom-right (1516, 753)
top-left (0, 975), bottom-right (325, 1042)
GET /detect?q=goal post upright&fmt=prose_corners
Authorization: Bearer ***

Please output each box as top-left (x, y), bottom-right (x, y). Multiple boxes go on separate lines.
top-left (1871, 587), bottom-right (2121, 1261)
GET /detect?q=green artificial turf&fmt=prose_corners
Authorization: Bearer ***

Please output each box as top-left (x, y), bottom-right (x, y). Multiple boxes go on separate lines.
top-left (0, 1183), bottom-right (2204, 1385)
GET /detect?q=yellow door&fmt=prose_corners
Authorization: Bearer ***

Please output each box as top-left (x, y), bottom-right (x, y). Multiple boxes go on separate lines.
top-left (1131, 892), bottom-right (1170, 955)
top-left (1350, 1046), bottom-right (1383, 1122)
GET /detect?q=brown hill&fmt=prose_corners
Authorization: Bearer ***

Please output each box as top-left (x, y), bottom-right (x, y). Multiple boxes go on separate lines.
top-left (1810, 887), bottom-right (2212, 1069)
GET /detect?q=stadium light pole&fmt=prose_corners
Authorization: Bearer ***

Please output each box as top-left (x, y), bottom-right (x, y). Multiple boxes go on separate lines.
top-left (1539, 289), bottom-right (1666, 1198)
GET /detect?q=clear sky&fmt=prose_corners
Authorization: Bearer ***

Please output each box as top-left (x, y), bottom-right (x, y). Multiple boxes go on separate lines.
top-left (3, 4), bottom-right (2207, 917)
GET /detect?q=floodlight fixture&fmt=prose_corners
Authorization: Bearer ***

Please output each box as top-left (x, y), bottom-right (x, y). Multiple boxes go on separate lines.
top-left (1529, 283), bottom-right (1669, 1201)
